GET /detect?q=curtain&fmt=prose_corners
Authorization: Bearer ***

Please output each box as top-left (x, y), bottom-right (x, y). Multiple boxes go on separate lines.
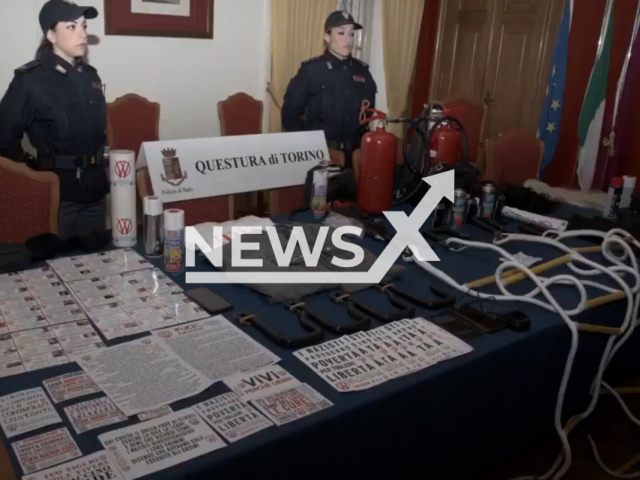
top-left (268, 0), bottom-right (337, 133)
top-left (337, 0), bottom-right (375, 64)
top-left (382, 0), bottom-right (425, 138)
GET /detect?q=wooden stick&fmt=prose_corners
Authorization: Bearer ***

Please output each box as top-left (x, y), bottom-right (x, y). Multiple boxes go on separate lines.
top-left (618, 452), bottom-right (640, 474)
top-left (575, 323), bottom-right (623, 336)
top-left (467, 246), bottom-right (602, 289)
top-left (501, 256), bottom-right (572, 287)
top-left (563, 416), bottom-right (582, 435)
top-left (586, 291), bottom-right (627, 308)
top-left (601, 387), bottom-right (640, 395)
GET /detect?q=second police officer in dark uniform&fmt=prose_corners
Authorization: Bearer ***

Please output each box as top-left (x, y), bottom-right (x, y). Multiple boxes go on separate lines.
top-left (282, 11), bottom-right (377, 169)
top-left (0, 0), bottom-right (109, 240)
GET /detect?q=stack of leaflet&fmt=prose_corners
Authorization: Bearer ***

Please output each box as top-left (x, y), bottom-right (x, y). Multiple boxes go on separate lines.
top-left (67, 268), bottom-right (210, 340)
top-left (294, 318), bottom-right (474, 392)
top-left (0, 268), bottom-right (103, 377)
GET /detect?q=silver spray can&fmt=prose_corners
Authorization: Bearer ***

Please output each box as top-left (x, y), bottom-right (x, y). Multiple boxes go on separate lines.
top-left (450, 189), bottom-right (468, 229)
top-left (143, 196), bottom-right (164, 257)
top-left (311, 159), bottom-right (330, 219)
top-left (481, 183), bottom-right (496, 219)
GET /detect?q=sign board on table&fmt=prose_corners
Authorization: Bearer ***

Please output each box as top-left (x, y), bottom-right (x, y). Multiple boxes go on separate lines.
top-left (136, 131), bottom-right (329, 203)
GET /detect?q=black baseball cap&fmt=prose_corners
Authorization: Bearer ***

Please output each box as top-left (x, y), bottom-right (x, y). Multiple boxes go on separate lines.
top-left (39, 0), bottom-right (98, 35)
top-left (324, 10), bottom-right (363, 32)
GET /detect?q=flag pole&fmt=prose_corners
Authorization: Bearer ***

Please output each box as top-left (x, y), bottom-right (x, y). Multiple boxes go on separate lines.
top-left (570, 0), bottom-right (614, 189)
top-left (600, 0), bottom-right (640, 188)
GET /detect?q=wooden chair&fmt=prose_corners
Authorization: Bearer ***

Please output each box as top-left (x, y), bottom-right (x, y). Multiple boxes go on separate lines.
top-left (484, 129), bottom-right (544, 186)
top-left (107, 93), bottom-right (160, 154)
top-left (107, 93), bottom-right (160, 227)
top-left (441, 97), bottom-right (487, 167)
top-left (217, 92), bottom-right (265, 217)
top-left (0, 157), bottom-right (59, 242)
top-left (218, 92), bottom-right (263, 136)
top-left (136, 167), bottom-right (234, 226)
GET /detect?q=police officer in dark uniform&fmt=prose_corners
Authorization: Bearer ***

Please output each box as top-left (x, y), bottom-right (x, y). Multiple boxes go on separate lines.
top-left (0, 0), bottom-right (109, 240)
top-left (282, 10), bottom-right (377, 169)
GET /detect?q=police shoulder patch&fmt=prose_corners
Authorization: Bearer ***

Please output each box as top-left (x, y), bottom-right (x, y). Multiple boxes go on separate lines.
top-left (14, 60), bottom-right (41, 75)
top-left (353, 58), bottom-right (369, 69)
top-left (302, 56), bottom-right (323, 65)
top-left (82, 63), bottom-right (97, 73)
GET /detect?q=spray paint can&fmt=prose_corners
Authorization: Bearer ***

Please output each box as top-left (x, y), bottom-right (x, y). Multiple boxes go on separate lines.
top-left (311, 159), bottom-right (330, 218)
top-left (465, 197), bottom-right (480, 222)
top-left (621, 176), bottom-right (636, 209)
top-left (143, 196), bottom-right (163, 257)
top-left (494, 194), bottom-right (506, 221)
top-left (450, 189), bottom-right (468, 229)
top-left (481, 184), bottom-right (496, 219)
top-left (164, 209), bottom-right (185, 275)
top-left (432, 202), bottom-right (446, 228)
top-left (603, 177), bottom-right (624, 218)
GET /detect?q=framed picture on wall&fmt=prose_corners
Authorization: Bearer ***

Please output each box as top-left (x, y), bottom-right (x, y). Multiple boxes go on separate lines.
top-left (104, 0), bottom-right (214, 39)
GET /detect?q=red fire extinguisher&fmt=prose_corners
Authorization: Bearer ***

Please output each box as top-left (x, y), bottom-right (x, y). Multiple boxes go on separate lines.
top-left (356, 101), bottom-right (397, 214)
top-left (357, 121), bottom-right (397, 215)
top-left (428, 104), bottom-right (464, 166)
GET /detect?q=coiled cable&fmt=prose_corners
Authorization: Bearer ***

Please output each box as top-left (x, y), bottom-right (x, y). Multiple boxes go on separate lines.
top-left (404, 229), bottom-right (638, 479)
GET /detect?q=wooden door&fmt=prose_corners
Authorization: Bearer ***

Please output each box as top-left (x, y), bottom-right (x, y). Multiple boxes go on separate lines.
top-left (432, 0), bottom-right (496, 104)
top-left (431, 0), bottom-right (563, 139)
top-left (482, 0), bottom-right (564, 139)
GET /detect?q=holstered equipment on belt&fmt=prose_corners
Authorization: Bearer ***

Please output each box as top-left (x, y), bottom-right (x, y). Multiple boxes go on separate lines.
top-left (378, 282), bottom-right (456, 310)
top-left (330, 290), bottom-right (415, 323)
top-left (285, 299), bottom-right (371, 334)
top-left (37, 145), bottom-right (108, 170)
top-left (235, 311), bottom-right (323, 348)
top-left (326, 139), bottom-right (360, 152)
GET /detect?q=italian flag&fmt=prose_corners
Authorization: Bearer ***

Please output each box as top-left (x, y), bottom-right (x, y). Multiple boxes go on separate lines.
top-left (576, 0), bottom-right (615, 191)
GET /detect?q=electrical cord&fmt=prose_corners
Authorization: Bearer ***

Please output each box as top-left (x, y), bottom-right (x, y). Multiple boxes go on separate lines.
top-left (494, 231), bottom-right (639, 480)
top-left (533, 229), bottom-right (640, 478)
top-left (403, 229), bottom-right (639, 480)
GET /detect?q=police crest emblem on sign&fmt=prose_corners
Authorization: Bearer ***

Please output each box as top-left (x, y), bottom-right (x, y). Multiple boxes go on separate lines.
top-left (160, 148), bottom-right (188, 186)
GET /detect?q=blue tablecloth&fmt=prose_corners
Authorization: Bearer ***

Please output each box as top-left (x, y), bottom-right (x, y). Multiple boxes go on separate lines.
top-left (0, 208), bottom-right (637, 480)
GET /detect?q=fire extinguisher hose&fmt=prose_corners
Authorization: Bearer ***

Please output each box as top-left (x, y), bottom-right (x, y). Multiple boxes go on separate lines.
top-left (395, 115), bottom-right (470, 206)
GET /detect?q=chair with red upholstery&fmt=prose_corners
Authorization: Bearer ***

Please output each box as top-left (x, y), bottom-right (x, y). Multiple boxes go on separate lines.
top-left (107, 94), bottom-right (160, 154)
top-left (217, 92), bottom-right (305, 217)
top-left (136, 167), bottom-right (234, 226)
top-left (217, 92), bottom-right (265, 217)
top-left (218, 92), bottom-right (263, 136)
top-left (484, 129), bottom-right (543, 185)
top-left (107, 94), bottom-right (160, 227)
top-left (0, 157), bottom-right (60, 243)
top-left (441, 97), bottom-right (486, 166)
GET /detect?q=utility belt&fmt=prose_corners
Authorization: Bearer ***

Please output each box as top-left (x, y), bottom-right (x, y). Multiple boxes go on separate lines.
top-left (37, 145), bottom-right (108, 171)
top-left (327, 138), bottom-right (360, 152)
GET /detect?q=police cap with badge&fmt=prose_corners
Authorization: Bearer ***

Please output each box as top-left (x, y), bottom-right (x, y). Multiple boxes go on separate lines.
top-left (39, 0), bottom-right (98, 35)
top-left (324, 10), bottom-right (363, 32)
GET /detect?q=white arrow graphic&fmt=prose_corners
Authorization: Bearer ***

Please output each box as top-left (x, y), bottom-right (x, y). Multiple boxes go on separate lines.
top-left (185, 171), bottom-right (454, 284)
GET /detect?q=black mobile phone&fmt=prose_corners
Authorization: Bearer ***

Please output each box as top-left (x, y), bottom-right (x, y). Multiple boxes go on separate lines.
top-left (184, 288), bottom-right (232, 315)
top-left (496, 310), bottom-right (531, 332)
top-left (451, 305), bottom-right (505, 334)
top-left (428, 313), bottom-right (483, 342)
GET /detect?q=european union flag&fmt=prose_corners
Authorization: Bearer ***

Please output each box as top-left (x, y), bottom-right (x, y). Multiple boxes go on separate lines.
top-left (538, 0), bottom-right (572, 177)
